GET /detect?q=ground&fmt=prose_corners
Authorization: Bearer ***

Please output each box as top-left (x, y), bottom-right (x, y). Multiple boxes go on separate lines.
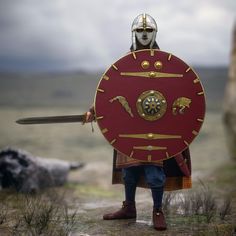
top-left (0, 107), bottom-right (235, 235)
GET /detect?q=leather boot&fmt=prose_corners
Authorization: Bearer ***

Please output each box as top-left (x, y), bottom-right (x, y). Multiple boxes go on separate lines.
top-left (103, 201), bottom-right (136, 220)
top-left (152, 208), bottom-right (167, 230)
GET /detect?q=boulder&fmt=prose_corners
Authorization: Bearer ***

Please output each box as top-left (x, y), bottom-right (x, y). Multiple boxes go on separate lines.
top-left (223, 23), bottom-right (236, 160)
top-left (0, 147), bottom-right (84, 193)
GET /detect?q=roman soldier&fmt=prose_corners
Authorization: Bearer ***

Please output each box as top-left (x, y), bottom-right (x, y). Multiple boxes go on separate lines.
top-left (86, 13), bottom-right (193, 231)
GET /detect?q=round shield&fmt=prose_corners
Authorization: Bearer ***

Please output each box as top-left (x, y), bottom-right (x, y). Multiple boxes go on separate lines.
top-left (94, 49), bottom-right (205, 162)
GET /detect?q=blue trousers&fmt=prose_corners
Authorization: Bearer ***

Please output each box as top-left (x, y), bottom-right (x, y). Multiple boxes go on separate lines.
top-left (122, 165), bottom-right (166, 209)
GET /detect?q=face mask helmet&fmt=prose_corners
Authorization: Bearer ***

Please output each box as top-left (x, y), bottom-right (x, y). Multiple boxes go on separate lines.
top-left (131, 13), bottom-right (158, 51)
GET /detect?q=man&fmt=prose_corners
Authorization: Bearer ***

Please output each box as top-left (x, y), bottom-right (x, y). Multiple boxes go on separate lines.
top-left (86, 13), bottom-right (192, 231)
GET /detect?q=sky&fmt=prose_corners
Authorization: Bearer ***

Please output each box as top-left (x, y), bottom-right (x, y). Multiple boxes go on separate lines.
top-left (0, 0), bottom-right (235, 72)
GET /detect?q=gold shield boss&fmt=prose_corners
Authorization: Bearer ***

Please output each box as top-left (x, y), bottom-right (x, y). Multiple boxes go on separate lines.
top-left (95, 49), bottom-right (205, 162)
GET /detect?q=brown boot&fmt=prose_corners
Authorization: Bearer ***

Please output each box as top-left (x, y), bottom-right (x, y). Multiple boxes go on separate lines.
top-left (152, 208), bottom-right (167, 231)
top-left (103, 201), bottom-right (136, 220)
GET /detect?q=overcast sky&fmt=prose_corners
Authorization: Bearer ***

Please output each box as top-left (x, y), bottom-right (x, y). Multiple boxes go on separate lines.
top-left (0, 0), bottom-right (235, 72)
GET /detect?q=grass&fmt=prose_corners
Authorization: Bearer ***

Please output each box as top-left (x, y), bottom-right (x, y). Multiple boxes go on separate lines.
top-left (0, 182), bottom-right (232, 236)
top-left (0, 190), bottom-right (78, 236)
top-left (161, 181), bottom-right (235, 235)
top-left (68, 183), bottom-right (122, 199)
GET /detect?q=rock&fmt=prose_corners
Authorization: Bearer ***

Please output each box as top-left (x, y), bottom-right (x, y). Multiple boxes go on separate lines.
top-left (223, 23), bottom-right (236, 160)
top-left (0, 147), bottom-right (84, 193)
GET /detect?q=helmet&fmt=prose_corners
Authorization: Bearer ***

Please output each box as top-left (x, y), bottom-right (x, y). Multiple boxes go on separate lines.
top-left (131, 13), bottom-right (158, 51)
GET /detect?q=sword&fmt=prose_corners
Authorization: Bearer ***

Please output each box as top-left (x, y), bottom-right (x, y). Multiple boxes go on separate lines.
top-left (16, 114), bottom-right (86, 125)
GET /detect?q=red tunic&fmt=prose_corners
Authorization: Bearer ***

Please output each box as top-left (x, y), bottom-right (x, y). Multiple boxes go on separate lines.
top-left (112, 148), bottom-right (192, 191)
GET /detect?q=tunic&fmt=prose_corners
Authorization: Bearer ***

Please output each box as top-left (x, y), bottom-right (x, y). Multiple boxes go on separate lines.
top-left (112, 148), bottom-right (192, 191)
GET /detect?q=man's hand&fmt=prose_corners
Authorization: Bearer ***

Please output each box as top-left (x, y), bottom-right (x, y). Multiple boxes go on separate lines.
top-left (85, 111), bottom-right (95, 123)
top-left (84, 106), bottom-right (95, 123)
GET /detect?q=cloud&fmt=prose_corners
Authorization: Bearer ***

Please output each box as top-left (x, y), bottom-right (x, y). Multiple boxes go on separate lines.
top-left (0, 0), bottom-right (235, 71)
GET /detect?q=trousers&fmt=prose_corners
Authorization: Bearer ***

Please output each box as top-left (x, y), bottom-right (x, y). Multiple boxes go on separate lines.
top-left (122, 165), bottom-right (166, 209)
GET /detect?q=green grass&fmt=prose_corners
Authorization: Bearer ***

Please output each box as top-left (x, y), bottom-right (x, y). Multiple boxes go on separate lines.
top-left (66, 182), bottom-right (121, 199)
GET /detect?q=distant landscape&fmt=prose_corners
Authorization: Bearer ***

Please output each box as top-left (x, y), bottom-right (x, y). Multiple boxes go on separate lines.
top-left (0, 66), bottom-right (228, 111)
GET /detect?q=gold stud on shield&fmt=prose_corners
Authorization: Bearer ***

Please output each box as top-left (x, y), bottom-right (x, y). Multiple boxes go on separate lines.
top-left (154, 61), bottom-right (163, 70)
top-left (141, 60), bottom-right (150, 69)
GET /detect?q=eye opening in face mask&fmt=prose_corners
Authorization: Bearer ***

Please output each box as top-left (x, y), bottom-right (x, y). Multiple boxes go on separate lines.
top-left (136, 28), bottom-right (144, 33)
top-left (136, 28), bottom-right (154, 33)
top-left (145, 28), bottom-right (154, 33)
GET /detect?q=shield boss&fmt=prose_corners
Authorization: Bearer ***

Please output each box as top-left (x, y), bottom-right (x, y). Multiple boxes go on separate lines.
top-left (95, 49), bottom-right (205, 162)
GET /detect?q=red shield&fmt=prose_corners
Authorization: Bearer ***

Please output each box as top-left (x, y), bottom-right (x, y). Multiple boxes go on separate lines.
top-left (95, 49), bottom-right (205, 162)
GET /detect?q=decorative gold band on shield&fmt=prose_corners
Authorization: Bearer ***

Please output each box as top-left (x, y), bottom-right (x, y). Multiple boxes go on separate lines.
top-left (119, 133), bottom-right (181, 140)
top-left (120, 71), bottom-right (183, 78)
top-left (133, 146), bottom-right (167, 151)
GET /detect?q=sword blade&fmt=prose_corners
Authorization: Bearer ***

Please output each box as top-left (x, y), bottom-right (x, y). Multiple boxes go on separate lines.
top-left (16, 114), bottom-right (85, 125)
